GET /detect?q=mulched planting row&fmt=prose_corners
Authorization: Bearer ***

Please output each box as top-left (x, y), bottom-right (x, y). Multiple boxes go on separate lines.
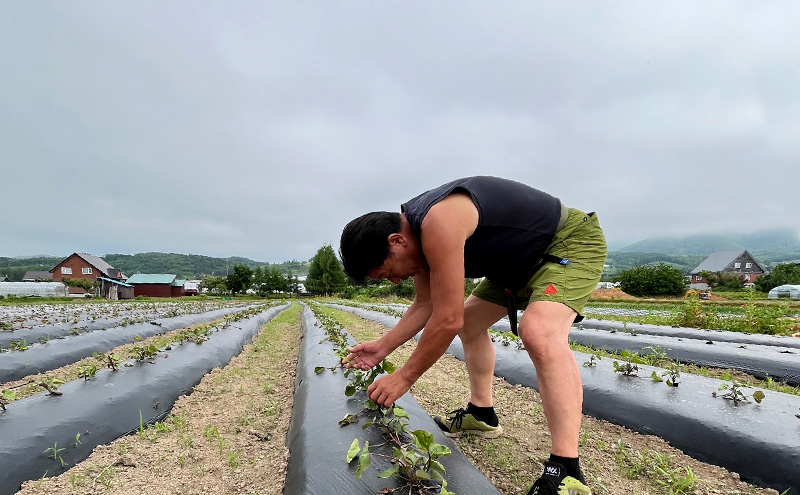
top-left (330, 303), bottom-right (800, 495)
top-left (285, 304), bottom-right (500, 495)
top-left (0, 304), bottom-right (261, 383)
top-left (0, 303), bottom-right (289, 495)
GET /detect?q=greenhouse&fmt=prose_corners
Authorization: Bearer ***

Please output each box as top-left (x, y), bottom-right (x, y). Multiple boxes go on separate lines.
top-left (767, 284), bottom-right (800, 300)
top-left (0, 282), bottom-right (68, 298)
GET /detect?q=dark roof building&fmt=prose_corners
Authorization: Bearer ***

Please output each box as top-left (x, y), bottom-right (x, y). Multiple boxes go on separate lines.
top-left (22, 271), bottom-right (53, 282)
top-left (689, 250), bottom-right (765, 289)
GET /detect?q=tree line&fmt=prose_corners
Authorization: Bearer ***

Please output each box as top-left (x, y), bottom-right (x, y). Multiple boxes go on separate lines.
top-left (0, 253), bottom-right (310, 282)
top-left (612, 262), bottom-right (800, 297)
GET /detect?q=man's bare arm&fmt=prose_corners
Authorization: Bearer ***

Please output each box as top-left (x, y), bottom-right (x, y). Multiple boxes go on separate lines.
top-left (375, 272), bottom-right (433, 354)
top-left (398, 193), bottom-right (478, 381)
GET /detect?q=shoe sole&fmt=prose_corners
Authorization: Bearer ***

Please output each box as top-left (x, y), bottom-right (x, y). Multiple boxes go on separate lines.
top-left (442, 425), bottom-right (504, 438)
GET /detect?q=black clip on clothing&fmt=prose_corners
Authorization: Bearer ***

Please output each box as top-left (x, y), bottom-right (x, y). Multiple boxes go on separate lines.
top-left (503, 255), bottom-right (570, 336)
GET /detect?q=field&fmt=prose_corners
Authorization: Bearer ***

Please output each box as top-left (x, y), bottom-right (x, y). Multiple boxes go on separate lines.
top-left (2, 297), bottom-right (797, 495)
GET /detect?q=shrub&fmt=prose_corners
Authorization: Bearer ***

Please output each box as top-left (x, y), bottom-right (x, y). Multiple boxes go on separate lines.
top-left (61, 277), bottom-right (94, 291)
top-left (755, 263), bottom-right (800, 292)
top-left (614, 264), bottom-right (687, 297)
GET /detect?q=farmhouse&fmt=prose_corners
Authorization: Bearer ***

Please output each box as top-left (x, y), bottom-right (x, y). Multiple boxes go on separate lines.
top-left (126, 274), bottom-right (186, 298)
top-left (688, 250), bottom-right (765, 290)
top-left (50, 253), bottom-right (126, 295)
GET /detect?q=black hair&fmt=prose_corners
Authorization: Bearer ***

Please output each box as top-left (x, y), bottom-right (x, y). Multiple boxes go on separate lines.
top-left (339, 211), bottom-right (401, 284)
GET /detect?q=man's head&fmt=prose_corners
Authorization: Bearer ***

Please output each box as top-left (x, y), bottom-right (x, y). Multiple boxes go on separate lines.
top-left (339, 211), bottom-right (402, 284)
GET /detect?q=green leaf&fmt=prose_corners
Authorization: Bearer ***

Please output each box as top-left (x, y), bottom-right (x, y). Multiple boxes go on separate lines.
top-left (430, 459), bottom-right (446, 473)
top-left (346, 438), bottom-right (360, 463)
top-left (650, 371), bottom-right (663, 382)
top-left (356, 442), bottom-right (371, 479)
top-left (412, 429), bottom-right (434, 450)
top-left (339, 414), bottom-right (358, 427)
top-left (362, 418), bottom-right (375, 429)
top-left (378, 465), bottom-right (399, 479)
top-left (429, 444), bottom-right (451, 458)
top-left (383, 360), bottom-right (396, 373)
top-left (752, 390), bottom-right (765, 403)
top-left (392, 407), bottom-right (409, 419)
top-left (440, 480), bottom-right (455, 495)
top-left (415, 469), bottom-right (431, 480)
top-left (344, 384), bottom-right (356, 397)
top-left (314, 366), bottom-right (325, 374)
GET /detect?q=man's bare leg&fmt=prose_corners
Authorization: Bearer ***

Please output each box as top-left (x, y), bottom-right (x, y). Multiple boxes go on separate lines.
top-left (460, 295), bottom-right (507, 407)
top-left (518, 300), bottom-right (581, 457)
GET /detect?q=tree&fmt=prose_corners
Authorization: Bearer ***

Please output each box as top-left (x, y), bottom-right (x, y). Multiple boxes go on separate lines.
top-left (305, 244), bottom-right (347, 296)
top-left (199, 275), bottom-right (227, 294)
top-left (256, 267), bottom-right (289, 296)
top-left (61, 277), bottom-right (94, 292)
top-left (755, 263), bottom-right (800, 292)
top-left (225, 264), bottom-right (253, 295)
top-left (614, 263), bottom-right (687, 297)
top-left (698, 271), bottom-right (743, 290)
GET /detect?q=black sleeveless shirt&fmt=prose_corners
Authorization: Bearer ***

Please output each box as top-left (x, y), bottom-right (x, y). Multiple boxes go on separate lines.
top-left (401, 176), bottom-right (562, 291)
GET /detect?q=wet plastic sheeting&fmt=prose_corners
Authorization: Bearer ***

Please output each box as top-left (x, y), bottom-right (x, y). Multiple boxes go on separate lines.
top-left (331, 304), bottom-right (800, 495)
top-left (0, 305), bottom-right (252, 348)
top-left (284, 306), bottom-right (500, 495)
top-left (576, 318), bottom-right (800, 350)
top-left (568, 327), bottom-right (800, 386)
top-left (0, 316), bottom-right (131, 348)
top-left (0, 304), bottom-right (288, 495)
top-left (0, 305), bottom-right (258, 383)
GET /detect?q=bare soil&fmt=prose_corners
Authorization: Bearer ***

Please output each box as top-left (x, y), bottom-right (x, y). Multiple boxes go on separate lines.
top-left (14, 302), bottom-right (779, 495)
top-left (590, 289), bottom-right (637, 301)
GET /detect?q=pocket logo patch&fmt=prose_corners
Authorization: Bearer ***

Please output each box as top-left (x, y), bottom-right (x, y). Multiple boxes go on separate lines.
top-left (544, 284), bottom-right (557, 295)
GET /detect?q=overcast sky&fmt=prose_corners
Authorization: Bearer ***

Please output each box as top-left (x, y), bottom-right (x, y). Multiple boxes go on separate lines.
top-left (2, 2), bottom-right (798, 262)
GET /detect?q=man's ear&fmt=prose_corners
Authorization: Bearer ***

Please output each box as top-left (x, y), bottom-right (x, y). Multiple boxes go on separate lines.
top-left (387, 232), bottom-right (406, 247)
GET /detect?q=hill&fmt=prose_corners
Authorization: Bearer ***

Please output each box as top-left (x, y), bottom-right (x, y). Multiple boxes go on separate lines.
top-left (0, 253), bottom-right (310, 282)
top-left (615, 228), bottom-right (800, 271)
top-left (602, 252), bottom-right (706, 279)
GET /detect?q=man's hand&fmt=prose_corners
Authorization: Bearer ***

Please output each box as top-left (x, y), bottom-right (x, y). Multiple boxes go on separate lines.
top-left (367, 368), bottom-right (414, 408)
top-left (344, 340), bottom-right (388, 370)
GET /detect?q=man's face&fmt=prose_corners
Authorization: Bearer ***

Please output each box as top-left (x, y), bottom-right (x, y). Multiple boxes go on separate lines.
top-left (366, 252), bottom-right (413, 285)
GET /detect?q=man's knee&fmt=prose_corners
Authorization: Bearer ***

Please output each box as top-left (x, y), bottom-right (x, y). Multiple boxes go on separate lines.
top-left (519, 320), bottom-right (567, 360)
top-left (518, 307), bottom-right (574, 361)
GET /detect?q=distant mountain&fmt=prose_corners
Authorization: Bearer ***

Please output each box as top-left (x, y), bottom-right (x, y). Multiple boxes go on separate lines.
top-left (609, 229), bottom-right (800, 275)
top-left (0, 253), bottom-right (310, 281)
top-left (105, 253), bottom-right (309, 279)
top-left (618, 229), bottom-right (800, 257)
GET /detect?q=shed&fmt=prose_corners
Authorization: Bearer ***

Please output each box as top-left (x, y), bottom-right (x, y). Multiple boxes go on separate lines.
top-left (0, 282), bottom-right (68, 298)
top-left (171, 279), bottom-right (186, 297)
top-left (768, 284), bottom-right (800, 300)
top-left (97, 277), bottom-right (135, 300)
top-left (126, 274), bottom-right (178, 298)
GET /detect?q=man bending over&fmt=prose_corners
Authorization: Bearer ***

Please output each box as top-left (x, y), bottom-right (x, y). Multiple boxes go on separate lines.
top-left (339, 176), bottom-right (606, 495)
